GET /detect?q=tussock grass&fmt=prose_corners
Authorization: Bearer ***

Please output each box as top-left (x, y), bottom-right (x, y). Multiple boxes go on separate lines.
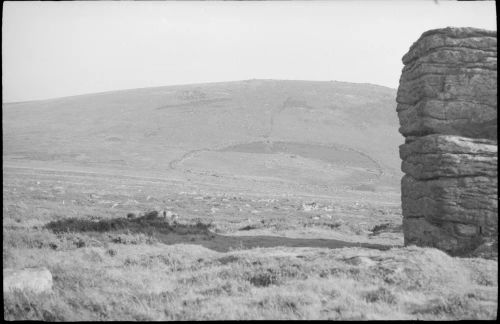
top-left (363, 287), bottom-right (397, 304)
top-left (4, 243), bottom-right (498, 320)
top-left (3, 168), bottom-right (496, 320)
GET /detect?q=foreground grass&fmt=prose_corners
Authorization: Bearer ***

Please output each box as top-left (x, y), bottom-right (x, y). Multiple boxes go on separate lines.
top-left (3, 167), bottom-right (497, 320)
top-left (4, 243), bottom-right (497, 320)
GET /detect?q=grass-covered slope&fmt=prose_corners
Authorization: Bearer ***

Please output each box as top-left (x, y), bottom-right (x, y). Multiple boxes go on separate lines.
top-left (3, 80), bottom-right (402, 193)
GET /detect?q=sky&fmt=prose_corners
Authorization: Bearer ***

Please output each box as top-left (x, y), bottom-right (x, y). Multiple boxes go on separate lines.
top-left (2, 0), bottom-right (497, 103)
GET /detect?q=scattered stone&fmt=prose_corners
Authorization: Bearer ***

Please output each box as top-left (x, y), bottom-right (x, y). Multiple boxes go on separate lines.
top-left (124, 199), bottom-right (139, 205)
top-left (88, 215), bottom-right (101, 222)
top-left (3, 267), bottom-right (53, 294)
top-left (52, 186), bottom-right (65, 193)
top-left (162, 210), bottom-right (179, 222)
top-left (302, 202), bottom-right (319, 212)
top-left (343, 256), bottom-right (377, 267)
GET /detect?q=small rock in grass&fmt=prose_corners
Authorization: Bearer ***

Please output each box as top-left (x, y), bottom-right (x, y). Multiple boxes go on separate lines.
top-left (302, 202), bottom-right (319, 212)
top-left (3, 267), bottom-right (53, 294)
top-left (343, 256), bottom-right (377, 267)
top-left (162, 210), bottom-right (179, 222)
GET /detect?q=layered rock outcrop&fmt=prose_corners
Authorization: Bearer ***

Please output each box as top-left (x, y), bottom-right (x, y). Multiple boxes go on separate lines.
top-left (396, 27), bottom-right (498, 257)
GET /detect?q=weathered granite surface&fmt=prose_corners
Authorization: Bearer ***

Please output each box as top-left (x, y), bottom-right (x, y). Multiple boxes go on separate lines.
top-left (400, 135), bottom-right (497, 180)
top-left (397, 27), bottom-right (497, 140)
top-left (396, 27), bottom-right (498, 257)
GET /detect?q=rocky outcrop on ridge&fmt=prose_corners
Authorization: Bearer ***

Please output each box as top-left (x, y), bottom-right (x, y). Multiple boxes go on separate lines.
top-left (396, 27), bottom-right (498, 257)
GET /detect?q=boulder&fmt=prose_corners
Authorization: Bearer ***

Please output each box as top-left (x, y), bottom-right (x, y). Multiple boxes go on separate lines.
top-left (396, 27), bottom-right (498, 257)
top-left (397, 27), bottom-right (497, 140)
top-left (3, 267), bottom-right (53, 294)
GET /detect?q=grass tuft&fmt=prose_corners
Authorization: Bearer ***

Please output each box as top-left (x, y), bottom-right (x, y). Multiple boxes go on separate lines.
top-left (363, 287), bottom-right (396, 304)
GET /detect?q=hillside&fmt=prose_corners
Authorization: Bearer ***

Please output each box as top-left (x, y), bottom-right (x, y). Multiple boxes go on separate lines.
top-left (5, 80), bottom-right (497, 321)
top-left (3, 79), bottom-right (403, 196)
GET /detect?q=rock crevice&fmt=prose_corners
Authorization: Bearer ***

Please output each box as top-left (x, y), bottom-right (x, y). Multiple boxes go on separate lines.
top-left (396, 27), bottom-right (498, 257)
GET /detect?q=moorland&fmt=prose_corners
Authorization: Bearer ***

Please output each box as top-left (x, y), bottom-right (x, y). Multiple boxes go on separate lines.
top-left (3, 80), bottom-right (497, 320)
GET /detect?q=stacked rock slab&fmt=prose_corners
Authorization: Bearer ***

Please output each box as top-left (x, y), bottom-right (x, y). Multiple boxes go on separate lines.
top-left (396, 27), bottom-right (497, 257)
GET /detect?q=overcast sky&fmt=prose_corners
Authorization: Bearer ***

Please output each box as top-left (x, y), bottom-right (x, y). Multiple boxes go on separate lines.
top-left (2, 0), bottom-right (496, 103)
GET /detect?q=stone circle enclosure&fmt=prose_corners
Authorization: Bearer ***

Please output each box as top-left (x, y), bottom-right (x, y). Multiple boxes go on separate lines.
top-left (396, 27), bottom-right (497, 257)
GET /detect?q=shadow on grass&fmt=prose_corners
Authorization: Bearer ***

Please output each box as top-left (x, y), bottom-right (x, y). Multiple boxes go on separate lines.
top-left (44, 215), bottom-right (397, 253)
top-left (45, 215), bottom-right (210, 236)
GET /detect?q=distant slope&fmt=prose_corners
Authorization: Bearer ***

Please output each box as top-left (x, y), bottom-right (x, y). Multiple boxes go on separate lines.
top-left (3, 79), bottom-right (403, 192)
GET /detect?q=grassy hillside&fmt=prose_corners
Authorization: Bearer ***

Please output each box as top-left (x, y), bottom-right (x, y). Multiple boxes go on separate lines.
top-left (3, 80), bottom-right (497, 320)
top-left (3, 79), bottom-right (402, 194)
